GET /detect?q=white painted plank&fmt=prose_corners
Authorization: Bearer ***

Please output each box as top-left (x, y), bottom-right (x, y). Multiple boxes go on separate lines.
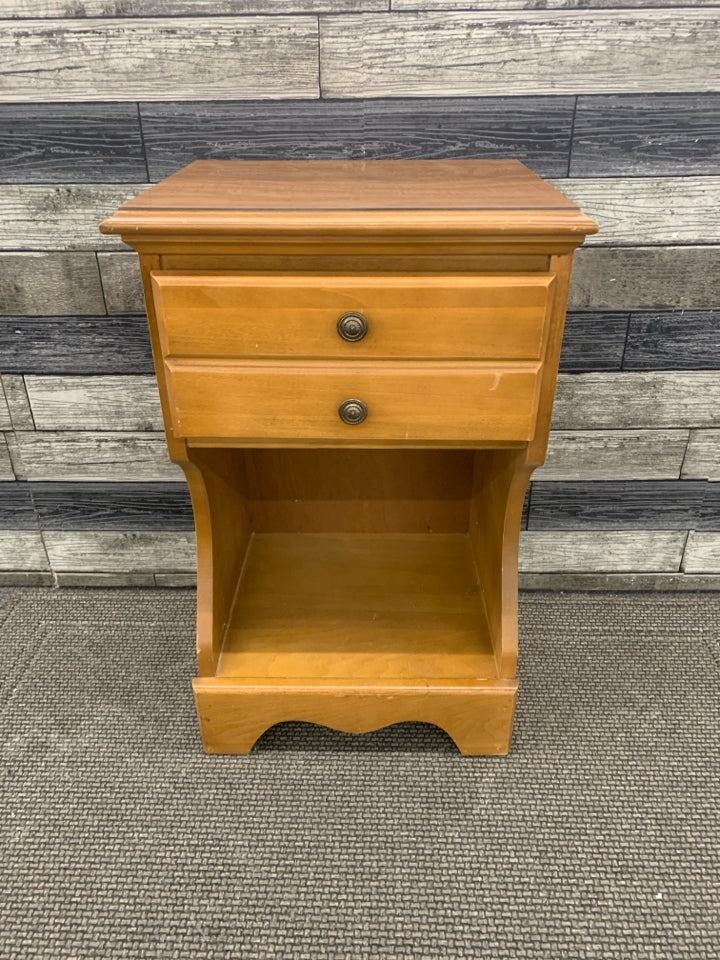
top-left (1, 375), bottom-right (34, 430)
top-left (682, 430), bottom-right (720, 480)
top-left (43, 531), bottom-right (196, 573)
top-left (21, 372), bottom-right (720, 433)
top-left (0, 382), bottom-right (10, 430)
top-left (0, 530), bottom-right (49, 571)
top-left (395, 0), bottom-right (715, 7)
top-left (0, 18), bottom-right (319, 102)
top-left (536, 430), bottom-right (688, 481)
top-left (520, 531), bottom-right (686, 573)
top-left (0, 435), bottom-right (14, 480)
top-left (10, 431), bottom-right (183, 482)
top-left (682, 532), bottom-right (720, 573)
top-left (321, 11), bottom-right (720, 97)
top-left (0, 184), bottom-right (141, 251)
top-left (5, 179), bottom-right (718, 250)
top-left (0, 0), bottom-right (384, 13)
top-left (551, 178), bottom-right (720, 247)
top-left (553, 373), bottom-right (720, 430)
top-left (25, 375), bottom-right (163, 431)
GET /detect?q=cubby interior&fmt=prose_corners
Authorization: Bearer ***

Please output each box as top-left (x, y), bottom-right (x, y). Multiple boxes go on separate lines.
top-left (191, 447), bottom-right (526, 683)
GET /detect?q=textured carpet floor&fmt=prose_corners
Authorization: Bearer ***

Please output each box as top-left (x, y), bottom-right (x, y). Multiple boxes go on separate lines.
top-left (0, 588), bottom-right (718, 960)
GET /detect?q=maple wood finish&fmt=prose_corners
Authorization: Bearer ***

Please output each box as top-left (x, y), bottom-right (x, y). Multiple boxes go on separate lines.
top-left (101, 159), bottom-right (597, 754)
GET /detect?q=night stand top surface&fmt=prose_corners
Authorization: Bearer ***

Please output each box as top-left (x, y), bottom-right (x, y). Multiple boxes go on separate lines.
top-left (100, 159), bottom-right (598, 240)
top-left (118, 159), bottom-right (578, 212)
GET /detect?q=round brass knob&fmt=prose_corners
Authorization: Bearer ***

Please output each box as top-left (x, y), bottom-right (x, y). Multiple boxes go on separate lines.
top-left (338, 398), bottom-right (368, 425)
top-left (337, 312), bottom-right (368, 342)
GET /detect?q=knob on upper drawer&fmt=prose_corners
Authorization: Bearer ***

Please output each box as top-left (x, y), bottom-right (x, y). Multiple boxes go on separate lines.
top-left (337, 312), bottom-right (368, 342)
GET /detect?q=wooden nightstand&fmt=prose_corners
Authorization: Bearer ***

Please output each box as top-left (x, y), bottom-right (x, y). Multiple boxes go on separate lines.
top-left (101, 159), bottom-right (597, 754)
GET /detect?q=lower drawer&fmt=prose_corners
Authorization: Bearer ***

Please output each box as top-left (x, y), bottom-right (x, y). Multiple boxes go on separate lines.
top-left (164, 359), bottom-right (541, 442)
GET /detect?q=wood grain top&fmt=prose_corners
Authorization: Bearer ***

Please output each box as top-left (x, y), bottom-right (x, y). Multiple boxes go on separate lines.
top-left (100, 159), bottom-right (599, 241)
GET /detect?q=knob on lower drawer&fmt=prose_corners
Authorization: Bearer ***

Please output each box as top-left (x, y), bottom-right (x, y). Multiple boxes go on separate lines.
top-left (338, 398), bottom-right (368, 425)
top-left (337, 312), bottom-right (368, 342)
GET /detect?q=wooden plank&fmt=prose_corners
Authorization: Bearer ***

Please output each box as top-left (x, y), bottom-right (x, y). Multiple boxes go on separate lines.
top-left (1, 375), bottom-right (34, 429)
top-left (0, 252), bottom-right (105, 315)
top-left (682, 533), bottom-right (720, 573)
top-left (0, 104), bottom-right (147, 183)
top-left (519, 530), bottom-right (686, 573)
top-left (9, 431), bottom-right (183, 482)
top-left (0, 18), bottom-right (319, 103)
top-left (0, 572), bottom-right (54, 586)
top-left (97, 252), bottom-right (145, 315)
top-left (0, 530), bottom-right (49, 571)
top-left (552, 177), bottom-right (720, 246)
top-left (623, 311), bottom-right (720, 371)
top-left (560, 312), bottom-right (628, 373)
top-left (0, 435), bottom-right (13, 481)
top-left (569, 247), bottom-right (720, 310)
top-left (7, 178), bottom-right (715, 250)
top-left (536, 429), bottom-right (688, 481)
top-left (0, 315), bottom-right (153, 374)
top-left (43, 530), bottom-right (196, 573)
top-left (320, 11), bottom-right (720, 97)
top-left (0, 1), bottom-right (386, 13)
top-left (571, 93), bottom-right (720, 177)
top-left (0, 184), bottom-right (141, 251)
top-left (25, 375), bottom-right (163, 431)
top-left (528, 480), bottom-right (712, 530)
top-left (0, 482), bottom-right (36, 528)
top-left (0, 384), bottom-right (10, 430)
top-left (141, 96), bottom-right (574, 180)
top-left (394, 0), bottom-right (717, 8)
top-left (553, 373), bottom-right (720, 429)
top-left (155, 572), bottom-right (197, 587)
top-left (682, 430), bottom-right (720, 481)
top-left (521, 572), bottom-right (720, 592)
top-left (54, 571), bottom-right (157, 587)
top-left (111, 245), bottom-right (719, 314)
top-left (30, 481), bottom-right (193, 530)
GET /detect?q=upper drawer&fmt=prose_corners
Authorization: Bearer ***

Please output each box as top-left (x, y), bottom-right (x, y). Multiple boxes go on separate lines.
top-left (151, 273), bottom-right (555, 361)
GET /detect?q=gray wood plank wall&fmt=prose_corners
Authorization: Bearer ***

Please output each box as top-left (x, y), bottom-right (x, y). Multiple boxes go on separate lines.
top-left (0, 2), bottom-right (717, 584)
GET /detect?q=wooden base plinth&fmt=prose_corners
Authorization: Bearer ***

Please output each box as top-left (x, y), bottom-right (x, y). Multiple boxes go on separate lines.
top-left (194, 677), bottom-right (518, 755)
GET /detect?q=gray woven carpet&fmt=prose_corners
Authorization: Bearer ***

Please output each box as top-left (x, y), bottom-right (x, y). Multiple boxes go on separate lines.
top-left (0, 588), bottom-right (718, 959)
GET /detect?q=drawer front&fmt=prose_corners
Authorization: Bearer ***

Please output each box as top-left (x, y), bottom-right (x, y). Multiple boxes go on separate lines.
top-left (164, 359), bottom-right (542, 442)
top-left (152, 273), bottom-right (554, 361)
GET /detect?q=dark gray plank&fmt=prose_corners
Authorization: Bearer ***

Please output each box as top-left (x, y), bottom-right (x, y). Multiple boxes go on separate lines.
top-left (520, 572), bottom-right (720, 592)
top-left (42, 530), bottom-right (196, 573)
top-left (528, 480), bottom-right (717, 530)
top-left (141, 97), bottom-right (574, 180)
top-left (519, 530), bottom-right (686, 573)
top-left (0, 252), bottom-right (105, 315)
top-left (321, 11), bottom-right (720, 97)
top-left (571, 94), bottom-right (720, 177)
top-left (396, 0), bottom-right (718, 7)
top-left (559, 312), bottom-right (628, 373)
top-left (0, 315), bottom-right (153, 374)
top-left (0, 104), bottom-right (147, 183)
top-left (0, 17), bottom-right (319, 102)
top-left (569, 247), bottom-right (720, 310)
top-left (0, 482), bottom-right (37, 528)
top-left (623, 311), bottom-right (720, 371)
top-left (30, 482), bottom-right (193, 530)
